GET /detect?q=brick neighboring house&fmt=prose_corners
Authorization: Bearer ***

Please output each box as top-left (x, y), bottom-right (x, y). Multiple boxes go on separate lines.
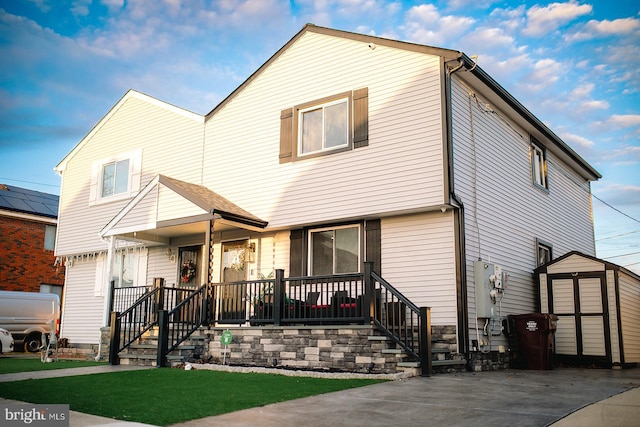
top-left (0, 184), bottom-right (64, 297)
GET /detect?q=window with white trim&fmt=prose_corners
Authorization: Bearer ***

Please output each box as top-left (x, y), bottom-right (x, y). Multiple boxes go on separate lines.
top-left (89, 149), bottom-right (142, 205)
top-left (531, 139), bottom-right (548, 189)
top-left (309, 225), bottom-right (360, 275)
top-left (101, 158), bottom-right (130, 197)
top-left (536, 239), bottom-right (552, 267)
top-left (299, 97), bottom-right (349, 156)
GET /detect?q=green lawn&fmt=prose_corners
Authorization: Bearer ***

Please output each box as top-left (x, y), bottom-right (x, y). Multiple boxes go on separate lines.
top-left (0, 356), bottom-right (106, 374)
top-left (0, 366), bottom-right (385, 425)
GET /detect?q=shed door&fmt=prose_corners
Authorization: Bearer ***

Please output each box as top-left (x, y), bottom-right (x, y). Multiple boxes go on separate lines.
top-left (549, 273), bottom-right (611, 365)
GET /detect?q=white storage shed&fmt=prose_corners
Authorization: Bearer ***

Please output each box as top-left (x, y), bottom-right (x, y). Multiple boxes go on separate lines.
top-left (536, 251), bottom-right (640, 368)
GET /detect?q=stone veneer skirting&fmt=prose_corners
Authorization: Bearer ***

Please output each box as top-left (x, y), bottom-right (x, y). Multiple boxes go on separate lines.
top-left (204, 325), bottom-right (403, 374)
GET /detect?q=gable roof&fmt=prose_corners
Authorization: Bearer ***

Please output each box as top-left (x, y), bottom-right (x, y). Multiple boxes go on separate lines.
top-left (205, 23), bottom-right (600, 181)
top-left (535, 250), bottom-right (640, 282)
top-left (100, 174), bottom-right (267, 241)
top-left (0, 184), bottom-right (59, 218)
top-left (55, 90), bottom-right (203, 174)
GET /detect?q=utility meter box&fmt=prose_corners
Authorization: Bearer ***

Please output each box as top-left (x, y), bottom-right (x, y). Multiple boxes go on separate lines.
top-left (474, 260), bottom-right (504, 318)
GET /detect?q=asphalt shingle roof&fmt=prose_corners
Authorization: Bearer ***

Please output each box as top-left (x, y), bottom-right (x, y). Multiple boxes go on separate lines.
top-left (0, 184), bottom-right (59, 218)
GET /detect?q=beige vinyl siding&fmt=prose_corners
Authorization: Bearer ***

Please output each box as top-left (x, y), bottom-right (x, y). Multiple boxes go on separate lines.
top-left (606, 270), bottom-right (621, 364)
top-left (619, 271), bottom-right (640, 362)
top-left (381, 212), bottom-right (457, 325)
top-left (60, 259), bottom-right (105, 345)
top-left (451, 76), bottom-right (596, 328)
top-left (547, 254), bottom-right (604, 274)
top-left (203, 31), bottom-right (445, 228)
top-left (56, 95), bottom-right (203, 256)
top-left (147, 247), bottom-right (180, 286)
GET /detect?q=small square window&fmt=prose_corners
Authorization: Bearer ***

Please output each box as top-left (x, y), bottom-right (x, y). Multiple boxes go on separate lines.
top-left (101, 158), bottom-right (130, 197)
top-left (531, 139), bottom-right (548, 189)
top-left (299, 98), bottom-right (349, 156)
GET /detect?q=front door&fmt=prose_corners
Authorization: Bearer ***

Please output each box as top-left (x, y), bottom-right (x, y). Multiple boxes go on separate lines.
top-left (549, 273), bottom-right (611, 366)
top-left (219, 240), bottom-right (248, 322)
top-left (178, 246), bottom-right (202, 287)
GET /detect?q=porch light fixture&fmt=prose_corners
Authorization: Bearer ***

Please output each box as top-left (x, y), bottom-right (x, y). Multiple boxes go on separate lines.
top-left (166, 247), bottom-right (176, 263)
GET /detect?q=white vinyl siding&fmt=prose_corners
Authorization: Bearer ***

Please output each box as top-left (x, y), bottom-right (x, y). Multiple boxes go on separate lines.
top-left (381, 212), bottom-right (457, 325)
top-left (451, 77), bottom-right (596, 332)
top-left (619, 271), bottom-right (640, 363)
top-left (56, 94), bottom-right (203, 256)
top-left (606, 270), bottom-right (621, 364)
top-left (60, 259), bottom-right (105, 345)
top-left (203, 32), bottom-right (445, 228)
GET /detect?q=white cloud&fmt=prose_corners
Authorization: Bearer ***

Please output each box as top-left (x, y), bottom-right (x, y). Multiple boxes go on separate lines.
top-left (566, 17), bottom-right (640, 42)
top-left (402, 4), bottom-right (475, 46)
top-left (609, 115), bottom-right (640, 128)
top-left (559, 132), bottom-right (594, 149)
top-left (522, 58), bottom-right (562, 91)
top-left (523, 1), bottom-right (592, 37)
top-left (460, 26), bottom-right (515, 55)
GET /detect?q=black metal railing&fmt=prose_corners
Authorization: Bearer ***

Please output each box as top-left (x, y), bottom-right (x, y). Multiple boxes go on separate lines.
top-left (109, 286), bottom-right (160, 364)
top-left (156, 283), bottom-right (211, 367)
top-left (371, 270), bottom-right (432, 374)
top-left (109, 263), bottom-right (432, 375)
top-left (109, 281), bottom-right (201, 365)
top-left (109, 283), bottom-right (151, 317)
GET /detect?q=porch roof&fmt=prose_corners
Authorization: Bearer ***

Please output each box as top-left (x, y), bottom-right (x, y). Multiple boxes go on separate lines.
top-left (100, 174), bottom-right (267, 244)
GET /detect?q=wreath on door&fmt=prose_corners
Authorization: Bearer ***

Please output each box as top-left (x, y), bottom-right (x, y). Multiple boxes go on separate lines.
top-left (181, 261), bottom-right (196, 283)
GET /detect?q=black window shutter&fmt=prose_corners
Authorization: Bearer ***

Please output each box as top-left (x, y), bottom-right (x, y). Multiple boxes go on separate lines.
top-left (365, 219), bottom-right (381, 274)
top-left (353, 88), bottom-right (369, 148)
top-left (279, 108), bottom-right (293, 163)
top-left (289, 229), bottom-right (304, 276)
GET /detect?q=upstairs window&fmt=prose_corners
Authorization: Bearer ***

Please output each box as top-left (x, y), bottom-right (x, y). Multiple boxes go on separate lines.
top-left (309, 225), bottom-right (360, 275)
top-left (89, 149), bottom-right (142, 205)
top-left (101, 159), bottom-right (130, 197)
top-left (299, 98), bottom-right (349, 155)
top-left (531, 139), bottom-right (548, 189)
top-left (280, 88), bottom-right (368, 163)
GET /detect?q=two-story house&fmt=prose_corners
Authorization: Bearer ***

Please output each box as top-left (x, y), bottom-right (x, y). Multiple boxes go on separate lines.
top-left (54, 25), bottom-right (600, 369)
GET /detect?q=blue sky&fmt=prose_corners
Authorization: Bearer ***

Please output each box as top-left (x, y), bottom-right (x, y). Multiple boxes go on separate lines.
top-left (0, 0), bottom-right (638, 273)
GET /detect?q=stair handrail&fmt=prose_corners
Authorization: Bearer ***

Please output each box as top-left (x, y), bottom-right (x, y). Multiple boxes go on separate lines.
top-left (109, 286), bottom-right (161, 364)
top-left (157, 283), bottom-right (210, 367)
top-left (369, 267), bottom-right (431, 375)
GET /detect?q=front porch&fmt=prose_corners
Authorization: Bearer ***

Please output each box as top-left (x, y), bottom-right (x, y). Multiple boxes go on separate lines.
top-left (105, 264), bottom-right (466, 376)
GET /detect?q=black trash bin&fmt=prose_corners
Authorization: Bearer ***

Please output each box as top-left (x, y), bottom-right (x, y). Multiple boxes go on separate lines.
top-left (509, 313), bottom-right (558, 370)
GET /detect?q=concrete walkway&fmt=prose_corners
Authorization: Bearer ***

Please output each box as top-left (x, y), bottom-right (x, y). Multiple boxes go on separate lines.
top-left (1, 364), bottom-right (639, 427)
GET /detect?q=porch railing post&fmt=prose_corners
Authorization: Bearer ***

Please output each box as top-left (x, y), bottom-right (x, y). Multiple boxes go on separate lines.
top-left (363, 262), bottom-right (374, 324)
top-left (157, 309), bottom-right (169, 368)
top-left (107, 280), bottom-right (116, 325)
top-left (419, 306), bottom-right (432, 377)
top-left (273, 269), bottom-right (285, 326)
top-left (108, 311), bottom-right (120, 366)
top-left (154, 277), bottom-right (165, 320)
top-left (201, 284), bottom-right (210, 326)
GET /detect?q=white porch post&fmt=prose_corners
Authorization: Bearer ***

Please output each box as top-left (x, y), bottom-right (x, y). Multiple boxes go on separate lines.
top-left (102, 235), bottom-right (116, 325)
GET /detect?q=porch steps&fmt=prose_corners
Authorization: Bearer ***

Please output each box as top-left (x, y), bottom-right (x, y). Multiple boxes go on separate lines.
top-left (117, 330), bottom-right (208, 367)
top-left (369, 336), bottom-right (467, 374)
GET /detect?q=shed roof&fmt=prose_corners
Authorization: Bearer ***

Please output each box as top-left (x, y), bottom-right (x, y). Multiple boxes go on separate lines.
top-left (0, 184), bottom-right (59, 218)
